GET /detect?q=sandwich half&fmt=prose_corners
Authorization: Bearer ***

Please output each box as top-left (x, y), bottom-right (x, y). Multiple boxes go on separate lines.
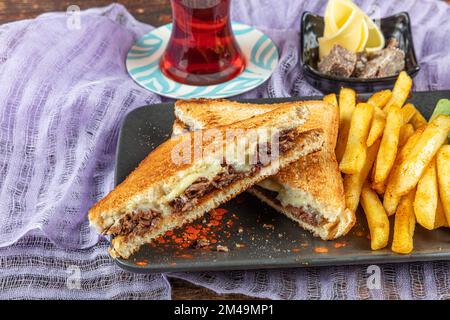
top-left (89, 103), bottom-right (324, 259)
top-left (174, 99), bottom-right (355, 240)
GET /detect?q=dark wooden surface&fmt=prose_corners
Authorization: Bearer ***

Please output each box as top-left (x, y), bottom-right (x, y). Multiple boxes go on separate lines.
top-left (0, 0), bottom-right (255, 301)
top-left (0, 0), bottom-right (173, 25)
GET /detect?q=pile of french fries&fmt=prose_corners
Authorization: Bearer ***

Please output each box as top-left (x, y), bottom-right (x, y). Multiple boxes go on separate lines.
top-left (324, 71), bottom-right (450, 254)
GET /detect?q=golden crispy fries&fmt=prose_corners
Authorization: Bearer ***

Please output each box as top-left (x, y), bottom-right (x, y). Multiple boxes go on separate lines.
top-left (373, 106), bottom-right (402, 184)
top-left (401, 103), bottom-right (417, 124)
top-left (414, 158), bottom-right (439, 230)
top-left (398, 123), bottom-right (415, 147)
top-left (384, 126), bottom-right (426, 215)
top-left (435, 198), bottom-right (448, 229)
top-left (340, 103), bottom-right (374, 174)
top-left (371, 181), bottom-right (386, 195)
top-left (390, 115), bottom-right (450, 196)
top-left (392, 190), bottom-right (416, 254)
top-left (437, 145), bottom-right (450, 224)
top-left (367, 89), bottom-right (392, 109)
top-left (344, 139), bottom-right (381, 213)
top-left (384, 71), bottom-right (412, 112)
top-left (323, 93), bottom-right (338, 107)
top-left (361, 183), bottom-right (390, 250)
top-left (410, 109), bottom-right (428, 129)
top-left (367, 107), bottom-right (386, 147)
top-left (336, 88), bottom-right (356, 162)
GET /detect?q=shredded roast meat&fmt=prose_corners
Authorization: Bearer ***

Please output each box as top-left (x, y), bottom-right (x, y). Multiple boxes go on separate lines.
top-left (113, 128), bottom-right (300, 237)
top-left (169, 164), bottom-right (261, 214)
top-left (254, 186), bottom-right (326, 227)
top-left (110, 210), bottom-right (161, 237)
top-left (279, 129), bottom-right (297, 153)
top-left (169, 128), bottom-right (299, 214)
top-left (285, 205), bottom-right (324, 227)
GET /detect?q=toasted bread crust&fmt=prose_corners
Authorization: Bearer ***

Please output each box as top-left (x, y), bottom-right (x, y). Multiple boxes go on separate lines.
top-left (89, 103), bottom-right (311, 232)
top-left (110, 129), bottom-right (324, 258)
top-left (175, 99), bottom-right (355, 238)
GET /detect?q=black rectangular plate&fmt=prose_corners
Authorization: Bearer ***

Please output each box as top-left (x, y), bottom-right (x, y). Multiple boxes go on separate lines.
top-left (114, 91), bottom-right (450, 273)
top-left (300, 11), bottom-right (420, 93)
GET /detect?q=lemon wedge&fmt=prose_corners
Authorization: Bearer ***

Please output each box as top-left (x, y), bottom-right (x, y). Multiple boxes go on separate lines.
top-left (319, 8), bottom-right (367, 59)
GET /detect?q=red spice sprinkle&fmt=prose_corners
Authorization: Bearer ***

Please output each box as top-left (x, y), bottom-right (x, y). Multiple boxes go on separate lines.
top-left (314, 247), bottom-right (329, 254)
top-left (334, 242), bottom-right (347, 249)
top-left (135, 261), bottom-right (148, 266)
top-left (148, 207), bottom-right (247, 259)
top-left (208, 220), bottom-right (220, 227)
top-left (186, 226), bottom-right (200, 234)
top-left (214, 208), bottom-right (229, 215)
top-left (300, 243), bottom-right (309, 248)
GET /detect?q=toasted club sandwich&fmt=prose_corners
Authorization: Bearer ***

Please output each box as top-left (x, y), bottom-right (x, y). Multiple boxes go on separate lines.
top-left (173, 99), bottom-right (355, 240)
top-left (89, 103), bottom-right (324, 259)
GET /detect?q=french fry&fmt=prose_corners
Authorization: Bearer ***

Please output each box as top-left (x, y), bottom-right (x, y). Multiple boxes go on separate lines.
top-left (340, 103), bottom-right (374, 174)
top-left (370, 156), bottom-right (385, 194)
top-left (398, 123), bottom-right (414, 147)
top-left (384, 126), bottom-right (426, 215)
top-left (392, 190), bottom-right (416, 254)
top-left (413, 157), bottom-right (439, 230)
top-left (401, 103), bottom-right (417, 124)
top-left (344, 139), bottom-right (381, 213)
top-left (336, 88), bottom-right (356, 162)
top-left (434, 197), bottom-right (449, 229)
top-left (323, 93), bottom-right (338, 107)
top-left (367, 89), bottom-right (392, 109)
top-left (436, 145), bottom-right (450, 224)
top-left (410, 109), bottom-right (428, 129)
top-left (367, 107), bottom-right (386, 147)
top-left (371, 180), bottom-right (386, 195)
top-left (361, 183), bottom-right (390, 250)
top-left (384, 71), bottom-right (412, 113)
top-left (390, 115), bottom-right (450, 196)
top-left (373, 105), bottom-right (402, 184)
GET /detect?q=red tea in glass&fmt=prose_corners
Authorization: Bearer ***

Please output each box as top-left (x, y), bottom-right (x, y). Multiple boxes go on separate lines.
top-left (159, 0), bottom-right (246, 86)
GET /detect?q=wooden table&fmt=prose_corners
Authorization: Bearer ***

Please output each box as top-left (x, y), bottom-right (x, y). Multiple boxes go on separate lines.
top-left (0, 0), bottom-right (256, 300)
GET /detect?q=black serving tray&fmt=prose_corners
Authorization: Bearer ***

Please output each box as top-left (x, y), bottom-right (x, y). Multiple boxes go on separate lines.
top-left (300, 11), bottom-right (420, 93)
top-left (114, 91), bottom-right (450, 273)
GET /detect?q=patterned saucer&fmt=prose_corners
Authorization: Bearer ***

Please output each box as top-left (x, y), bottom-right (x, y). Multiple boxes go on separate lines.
top-left (126, 22), bottom-right (278, 99)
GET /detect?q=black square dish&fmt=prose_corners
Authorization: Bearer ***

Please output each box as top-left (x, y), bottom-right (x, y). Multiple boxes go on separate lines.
top-left (114, 91), bottom-right (450, 274)
top-left (300, 11), bottom-right (420, 93)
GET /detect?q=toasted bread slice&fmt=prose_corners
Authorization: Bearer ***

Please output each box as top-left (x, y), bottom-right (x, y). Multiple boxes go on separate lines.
top-left (174, 99), bottom-right (355, 239)
top-left (89, 103), bottom-right (324, 258)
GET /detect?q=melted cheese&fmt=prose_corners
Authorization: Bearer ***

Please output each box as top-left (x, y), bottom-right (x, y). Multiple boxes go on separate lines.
top-left (257, 178), bottom-right (282, 193)
top-left (276, 188), bottom-right (314, 208)
top-left (163, 162), bottom-right (222, 202)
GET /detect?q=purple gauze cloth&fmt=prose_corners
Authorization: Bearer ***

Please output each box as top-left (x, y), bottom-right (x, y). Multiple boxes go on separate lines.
top-left (0, 0), bottom-right (449, 299)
